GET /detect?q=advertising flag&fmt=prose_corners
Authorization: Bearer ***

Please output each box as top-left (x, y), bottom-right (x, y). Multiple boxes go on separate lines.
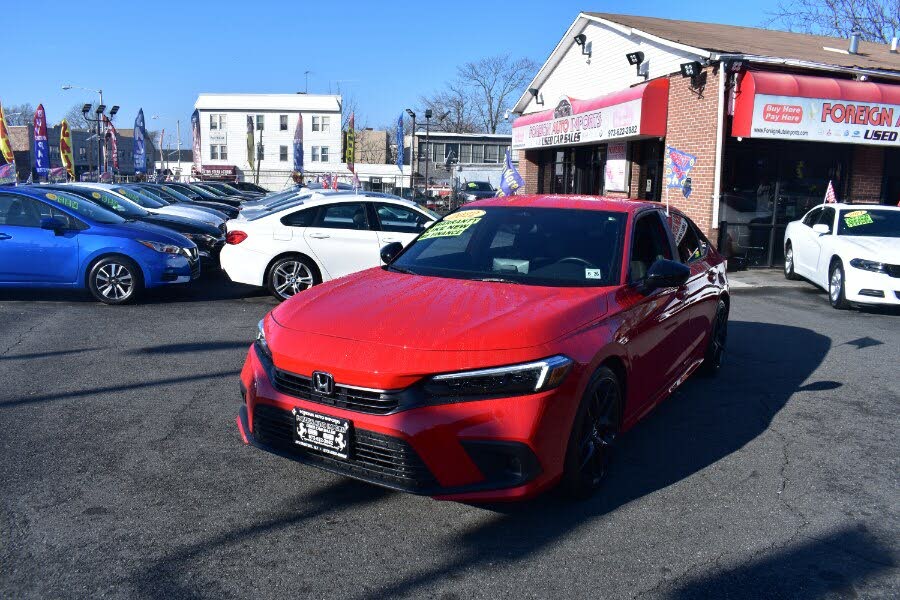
top-left (48, 166), bottom-right (67, 182)
top-left (331, 172), bottom-right (338, 190)
top-left (134, 109), bottom-right (147, 174)
top-left (824, 180), bottom-right (837, 204)
top-left (0, 163), bottom-right (15, 185)
top-left (322, 172), bottom-right (331, 188)
top-left (352, 170), bottom-right (361, 190)
top-left (292, 113), bottom-right (304, 174)
top-left (664, 146), bottom-right (697, 189)
top-left (345, 112), bottom-right (355, 172)
top-left (59, 119), bottom-right (75, 180)
top-left (0, 100), bottom-right (15, 167)
top-left (246, 115), bottom-right (255, 171)
top-left (103, 115), bottom-right (119, 171)
top-left (497, 149), bottom-right (525, 197)
top-left (33, 104), bottom-right (50, 176)
top-left (396, 114), bottom-right (405, 172)
top-left (190, 109), bottom-right (201, 175)
top-left (158, 129), bottom-right (165, 172)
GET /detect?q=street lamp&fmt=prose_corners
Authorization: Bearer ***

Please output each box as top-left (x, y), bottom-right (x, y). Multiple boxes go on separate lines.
top-left (152, 114), bottom-right (183, 179)
top-left (64, 84), bottom-right (104, 179)
top-left (405, 109), bottom-right (416, 198)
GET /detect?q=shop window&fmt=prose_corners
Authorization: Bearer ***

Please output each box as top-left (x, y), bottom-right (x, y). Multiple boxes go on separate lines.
top-left (472, 144), bottom-right (484, 163)
top-left (485, 145), bottom-right (499, 163)
top-left (432, 143), bottom-right (445, 163)
top-left (460, 144), bottom-right (472, 163)
top-left (445, 143), bottom-right (459, 163)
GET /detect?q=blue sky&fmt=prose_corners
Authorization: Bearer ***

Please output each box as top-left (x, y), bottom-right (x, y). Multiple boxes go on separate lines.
top-left (7, 0), bottom-right (776, 146)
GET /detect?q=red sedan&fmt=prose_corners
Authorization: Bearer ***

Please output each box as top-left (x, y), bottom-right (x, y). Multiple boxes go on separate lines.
top-left (237, 195), bottom-right (729, 502)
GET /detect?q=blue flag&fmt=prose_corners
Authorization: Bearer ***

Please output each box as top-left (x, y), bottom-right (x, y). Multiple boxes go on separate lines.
top-left (33, 104), bottom-right (50, 176)
top-left (133, 109), bottom-right (147, 174)
top-left (293, 113), bottom-right (304, 174)
top-left (497, 149), bottom-right (524, 196)
top-left (396, 114), bottom-right (405, 171)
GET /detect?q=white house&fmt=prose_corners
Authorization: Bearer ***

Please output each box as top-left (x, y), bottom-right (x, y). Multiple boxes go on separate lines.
top-left (194, 93), bottom-right (343, 190)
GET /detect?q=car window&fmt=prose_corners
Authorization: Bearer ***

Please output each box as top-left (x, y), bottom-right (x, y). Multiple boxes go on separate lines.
top-left (281, 207), bottom-right (317, 227)
top-left (667, 213), bottom-right (706, 263)
top-left (836, 209), bottom-right (900, 238)
top-left (313, 203), bottom-right (370, 230)
top-left (38, 190), bottom-right (124, 224)
top-left (65, 188), bottom-right (143, 217)
top-left (630, 212), bottom-right (672, 282)
top-left (817, 207), bottom-right (836, 230)
top-left (114, 187), bottom-right (165, 209)
top-left (802, 208), bottom-right (822, 227)
top-left (0, 193), bottom-right (43, 227)
top-left (374, 203), bottom-right (429, 233)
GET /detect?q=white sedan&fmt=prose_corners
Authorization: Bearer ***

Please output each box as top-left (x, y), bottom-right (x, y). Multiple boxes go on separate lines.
top-left (784, 203), bottom-right (900, 309)
top-left (221, 191), bottom-right (438, 300)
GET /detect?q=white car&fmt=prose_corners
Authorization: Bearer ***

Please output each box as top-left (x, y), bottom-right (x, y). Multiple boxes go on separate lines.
top-left (221, 191), bottom-right (438, 300)
top-left (784, 203), bottom-right (900, 309)
top-left (73, 183), bottom-right (226, 227)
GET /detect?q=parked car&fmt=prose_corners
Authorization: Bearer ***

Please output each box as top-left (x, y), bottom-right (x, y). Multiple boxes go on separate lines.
top-left (236, 195), bottom-right (729, 501)
top-left (64, 183), bottom-right (226, 227)
top-left (238, 187), bottom-right (305, 212)
top-left (201, 182), bottom-right (265, 200)
top-left (784, 203), bottom-right (900, 309)
top-left (231, 181), bottom-right (270, 194)
top-left (457, 181), bottom-right (497, 202)
top-left (0, 187), bottom-right (199, 304)
top-left (163, 182), bottom-right (243, 208)
top-left (134, 183), bottom-right (239, 219)
top-left (40, 185), bottom-right (225, 268)
top-left (221, 191), bottom-right (438, 300)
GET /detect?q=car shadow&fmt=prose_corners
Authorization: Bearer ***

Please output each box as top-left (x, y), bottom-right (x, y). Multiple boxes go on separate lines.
top-left (352, 319), bottom-right (837, 599)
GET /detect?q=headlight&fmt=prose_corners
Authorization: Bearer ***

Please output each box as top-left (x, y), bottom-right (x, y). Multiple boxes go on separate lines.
top-left (184, 233), bottom-right (218, 245)
top-left (137, 239), bottom-right (182, 254)
top-left (424, 355), bottom-right (572, 399)
top-left (255, 319), bottom-right (271, 359)
top-left (849, 258), bottom-right (887, 273)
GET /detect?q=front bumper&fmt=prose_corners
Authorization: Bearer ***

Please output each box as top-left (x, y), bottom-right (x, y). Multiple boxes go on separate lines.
top-left (237, 345), bottom-right (577, 502)
top-left (845, 268), bottom-right (900, 306)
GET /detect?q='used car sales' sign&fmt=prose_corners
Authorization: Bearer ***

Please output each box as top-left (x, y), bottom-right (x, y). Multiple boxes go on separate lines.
top-left (749, 94), bottom-right (900, 145)
top-left (512, 98), bottom-right (643, 150)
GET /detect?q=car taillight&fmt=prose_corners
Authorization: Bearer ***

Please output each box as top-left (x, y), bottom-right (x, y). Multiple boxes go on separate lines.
top-left (226, 230), bottom-right (248, 245)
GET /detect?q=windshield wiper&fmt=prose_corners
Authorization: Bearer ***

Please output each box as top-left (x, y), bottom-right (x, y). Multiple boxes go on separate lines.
top-left (387, 265), bottom-right (418, 275)
top-left (470, 276), bottom-right (521, 284)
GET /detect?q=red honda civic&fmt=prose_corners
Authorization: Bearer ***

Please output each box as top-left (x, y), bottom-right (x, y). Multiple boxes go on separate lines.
top-left (237, 195), bottom-right (729, 502)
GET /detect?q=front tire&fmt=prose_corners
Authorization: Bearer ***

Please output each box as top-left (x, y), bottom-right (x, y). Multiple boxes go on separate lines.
top-left (784, 243), bottom-right (799, 280)
top-left (699, 299), bottom-right (728, 377)
top-left (829, 260), bottom-right (849, 310)
top-left (87, 256), bottom-right (142, 305)
top-left (561, 367), bottom-right (622, 499)
top-left (266, 255), bottom-right (319, 301)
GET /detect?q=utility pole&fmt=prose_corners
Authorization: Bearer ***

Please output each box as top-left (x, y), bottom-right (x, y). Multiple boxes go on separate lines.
top-left (405, 109), bottom-right (416, 200)
top-left (255, 129), bottom-right (262, 185)
top-left (176, 119), bottom-right (181, 179)
top-left (424, 108), bottom-right (432, 199)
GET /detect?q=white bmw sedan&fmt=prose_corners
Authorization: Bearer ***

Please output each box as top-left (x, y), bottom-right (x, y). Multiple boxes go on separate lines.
top-left (784, 203), bottom-right (900, 309)
top-left (221, 191), bottom-right (439, 300)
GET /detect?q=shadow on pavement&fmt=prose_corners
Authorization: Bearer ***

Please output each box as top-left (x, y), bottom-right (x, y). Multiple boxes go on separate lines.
top-left (131, 341), bottom-right (251, 355)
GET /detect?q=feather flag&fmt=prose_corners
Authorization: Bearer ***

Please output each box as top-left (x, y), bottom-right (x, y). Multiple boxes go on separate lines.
top-left (396, 114), bottom-right (405, 172)
top-left (190, 109), bottom-right (201, 176)
top-left (246, 115), bottom-right (255, 171)
top-left (496, 149), bottom-right (525, 197)
top-left (331, 173), bottom-right (338, 190)
top-left (33, 104), bottom-right (50, 176)
top-left (345, 113), bottom-right (355, 173)
top-left (134, 109), bottom-right (147, 174)
top-left (103, 115), bottom-right (119, 171)
top-left (59, 119), bottom-right (76, 181)
top-left (0, 100), bottom-right (15, 168)
top-left (0, 163), bottom-right (15, 185)
top-left (823, 180), bottom-right (837, 204)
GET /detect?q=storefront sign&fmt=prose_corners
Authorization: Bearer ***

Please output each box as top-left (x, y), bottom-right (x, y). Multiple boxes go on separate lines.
top-left (513, 98), bottom-right (642, 150)
top-left (209, 130), bottom-right (227, 144)
top-left (202, 165), bottom-right (236, 177)
top-left (604, 142), bottom-right (628, 192)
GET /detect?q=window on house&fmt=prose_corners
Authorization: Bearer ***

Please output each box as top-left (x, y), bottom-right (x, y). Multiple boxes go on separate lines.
top-left (220, 145), bottom-right (228, 160)
top-left (432, 143), bottom-right (445, 163)
top-left (280, 115), bottom-right (288, 131)
top-left (321, 116), bottom-right (331, 133)
top-left (279, 146), bottom-right (288, 161)
top-left (484, 145), bottom-right (499, 163)
top-left (210, 114), bottom-right (226, 130)
top-left (312, 146), bottom-right (320, 161)
top-left (320, 147), bottom-right (329, 162)
top-left (460, 144), bottom-right (472, 163)
top-left (312, 116), bottom-right (320, 132)
top-left (255, 115), bottom-right (265, 131)
top-left (445, 143), bottom-right (459, 163)
top-left (472, 144), bottom-right (484, 163)
top-left (210, 145), bottom-right (219, 160)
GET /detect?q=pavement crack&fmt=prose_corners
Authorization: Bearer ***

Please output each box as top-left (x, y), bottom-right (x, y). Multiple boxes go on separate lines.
top-left (0, 321), bottom-right (41, 358)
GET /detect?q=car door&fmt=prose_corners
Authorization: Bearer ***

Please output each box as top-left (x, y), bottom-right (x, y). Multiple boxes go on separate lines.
top-left (617, 210), bottom-right (691, 416)
top-left (303, 202), bottom-right (380, 279)
top-left (809, 207), bottom-right (836, 287)
top-left (792, 207), bottom-right (822, 276)
top-left (0, 193), bottom-right (80, 283)
top-left (370, 202), bottom-right (432, 248)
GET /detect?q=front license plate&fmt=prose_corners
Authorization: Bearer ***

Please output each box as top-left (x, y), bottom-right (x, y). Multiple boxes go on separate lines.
top-left (291, 407), bottom-right (351, 459)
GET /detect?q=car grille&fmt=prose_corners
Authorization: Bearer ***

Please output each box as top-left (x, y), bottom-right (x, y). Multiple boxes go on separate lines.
top-left (272, 368), bottom-right (400, 414)
top-left (190, 257), bottom-right (201, 278)
top-left (219, 222), bottom-right (227, 235)
top-left (252, 403), bottom-right (437, 492)
top-left (885, 263), bottom-right (900, 278)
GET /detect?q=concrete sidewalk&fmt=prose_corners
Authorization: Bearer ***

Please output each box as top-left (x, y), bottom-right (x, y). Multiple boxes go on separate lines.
top-left (727, 268), bottom-right (809, 289)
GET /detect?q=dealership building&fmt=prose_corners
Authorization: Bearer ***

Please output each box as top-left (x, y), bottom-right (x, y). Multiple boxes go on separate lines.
top-left (512, 13), bottom-right (900, 267)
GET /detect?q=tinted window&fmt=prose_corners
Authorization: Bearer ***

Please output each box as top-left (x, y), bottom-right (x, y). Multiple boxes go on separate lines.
top-left (281, 207), bottom-right (317, 227)
top-left (817, 207), bottom-right (836, 230)
top-left (668, 213), bottom-right (705, 263)
top-left (630, 212), bottom-right (672, 282)
top-left (374, 203), bottom-right (430, 233)
top-left (113, 187), bottom-right (165, 209)
top-left (836, 209), bottom-right (900, 238)
top-left (39, 191), bottom-right (124, 224)
top-left (314, 203), bottom-right (370, 230)
top-left (802, 208), bottom-right (823, 227)
top-left (0, 194), bottom-right (43, 227)
top-left (463, 181), bottom-right (494, 192)
top-left (64, 188), bottom-right (146, 217)
top-left (392, 207), bottom-right (627, 287)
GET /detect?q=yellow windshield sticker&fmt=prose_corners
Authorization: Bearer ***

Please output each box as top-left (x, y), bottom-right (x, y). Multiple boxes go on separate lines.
top-left (844, 210), bottom-right (867, 218)
top-left (844, 212), bottom-right (873, 227)
top-left (420, 218), bottom-right (481, 240)
top-left (444, 209), bottom-right (485, 221)
top-left (45, 193), bottom-right (58, 200)
top-left (92, 192), bottom-right (101, 199)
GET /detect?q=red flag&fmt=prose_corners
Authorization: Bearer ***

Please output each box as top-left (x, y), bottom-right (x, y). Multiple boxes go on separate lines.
top-left (103, 115), bottom-right (120, 171)
top-left (824, 180), bottom-right (837, 204)
top-left (331, 173), bottom-right (338, 190)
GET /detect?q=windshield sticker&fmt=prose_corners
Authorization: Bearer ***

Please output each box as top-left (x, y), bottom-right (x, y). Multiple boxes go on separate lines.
top-left (444, 209), bottom-right (485, 221)
top-left (54, 196), bottom-right (79, 210)
top-left (45, 193), bottom-right (58, 201)
top-left (467, 182), bottom-right (477, 188)
top-left (844, 210), bottom-right (866, 218)
top-left (585, 268), bottom-right (603, 279)
top-left (419, 217), bottom-right (482, 240)
top-left (92, 192), bottom-right (102, 199)
top-left (844, 212), bottom-right (873, 227)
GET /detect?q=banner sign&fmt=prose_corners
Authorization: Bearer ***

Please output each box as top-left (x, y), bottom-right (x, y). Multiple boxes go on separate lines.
top-left (0, 100), bottom-right (14, 166)
top-left (664, 146), bottom-right (697, 189)
top-left (396, 114), bottom-right (404, 172)
top-left (59, 119), bottom-right (75, 180)
top-left (208, 130), bottom-right (227, 144)
top-left (604, 142), bottom-right (627, 192)
top-left (103, 115), bottom-right (119, 170)
top-left (48, 166), bottom-right (67, 182)
top-left (345, 112), bottom-right (355, 172)
top-left (512, 97), bottom-right (643, 150)
top-left (747, 94), bottom-right (900, 146)
top-left (292, 113), bottom-right (303, 174)
top-left (0, 163), bottom-right (15, 185)
top-left (134, 109), bottom-right (147, 173)
top-left (33, 104), bottom-right (50, 175)
top-left (497, 149), bottom-right (524, 196)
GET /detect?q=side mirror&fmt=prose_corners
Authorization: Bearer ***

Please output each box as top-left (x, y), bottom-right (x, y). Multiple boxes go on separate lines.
top-left (644, 259), bottom-right (691, 292)
top-left (40, 216), bottom-right (69, 234)
top-left (380, 241), bottom-right (404, 264)
top-left (812, 223), bottom-right (830, 235)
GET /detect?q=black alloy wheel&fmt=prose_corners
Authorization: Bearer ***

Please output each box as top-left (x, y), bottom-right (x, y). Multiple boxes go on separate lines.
top-left (562, 367), bottom-right (622, 499)
top-left (699, 299), bottom-right (728, 376)
top-left (88, 256), bottom-right (142, 305)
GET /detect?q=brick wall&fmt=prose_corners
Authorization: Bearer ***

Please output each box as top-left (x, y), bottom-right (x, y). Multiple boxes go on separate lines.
top-left (849, 145), bottom-right (884, 204)
top-left (661, 67), bottom-right (721, 239)
top-left (521, 150), bottom-right (541, 194)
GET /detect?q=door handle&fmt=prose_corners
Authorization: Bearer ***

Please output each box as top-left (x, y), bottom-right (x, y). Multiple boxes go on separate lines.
top-left (0, 233), bottom-right (10, 240)
top-left (308, 232), bottom-right (331, 239)
top-left (381, 237), bottom-right (399, 243)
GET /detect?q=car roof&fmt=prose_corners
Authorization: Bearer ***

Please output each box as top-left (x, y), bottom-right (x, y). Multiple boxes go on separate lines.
top-left (2, 185), bottom-right (78, 201)
top-left (249, 190), bottom-right (426, 218)
top-left (468, 194), bottom-right (662, 214)
top-left (824, 203), bottom-right (900, 211)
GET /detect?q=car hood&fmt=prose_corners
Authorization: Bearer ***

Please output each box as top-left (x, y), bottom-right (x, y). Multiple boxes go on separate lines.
top-left (271, 267), bottom-right (610, 352)
top-left (144, 214), bottom-right (221, 236)
top-left (152, 206), bottom-right (223, 226)
top-left (836, 236), bottom-right (900, 263)
top-left (112, 220), bottom-right (195, 247)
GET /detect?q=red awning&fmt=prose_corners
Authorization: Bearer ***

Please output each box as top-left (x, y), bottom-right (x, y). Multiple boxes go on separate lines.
top-left (512, 78), bottom-right (669, 150)
top-left (732, 71), bottom-right (900, 143)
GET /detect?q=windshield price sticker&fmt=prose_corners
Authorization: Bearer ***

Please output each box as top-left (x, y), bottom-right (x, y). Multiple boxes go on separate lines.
top-left (420, 209), bottom-right (486, 240)
top-left (844, 211), bottom-right (873, 227)
top-left (45, 193), bottom-right (58, 201)
top-left (92, 192), bottom-right (102, 199)
top-left (585, 268), bottom-right (603, 279)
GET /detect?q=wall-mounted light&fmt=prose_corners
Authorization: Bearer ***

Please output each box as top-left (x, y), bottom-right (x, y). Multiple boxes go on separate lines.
top-left (528, 88), bottom-right (544, 106)
top-left (626, 51), bottom-right (645, 77)
top-left (574, 33), bottom-right (592, 58)
top-left (680, 61), bottom-right (706, 96)
top-left (728, 59), bottom-right (747, 73)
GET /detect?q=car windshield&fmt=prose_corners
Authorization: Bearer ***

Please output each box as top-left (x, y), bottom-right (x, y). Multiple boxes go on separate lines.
top-left (40, 190), bottom-right (125, 224)
top-left (210, 183), bottom-right (242, 195)
top-left (156, 185), bottom-right (196, 203)
top-left (193, 184), bottom-right (227, 197)
top-left (182, 184), bottom-right (220, 199)
top-left (463, 182), bottom-right (494, 192)
top-left (63, 187), bottom-right (148, 218)
top-left (132, 186), bottom-right (172, 204)
top-left (112, 187), bottom-right (166, 209)
top-left (837, 209), bottom-right (900, 238)
top-left (258, 188), bottom-right (302, 205)
top-left (391, 206), bottom-right (627, 287)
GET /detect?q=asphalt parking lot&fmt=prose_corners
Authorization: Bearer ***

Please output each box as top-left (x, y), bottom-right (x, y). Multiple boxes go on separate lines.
top-left (1, 274), bottom-right (897, 599)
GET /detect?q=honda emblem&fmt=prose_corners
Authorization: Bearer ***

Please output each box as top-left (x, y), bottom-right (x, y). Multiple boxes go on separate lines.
top-left (312, 371), bottom-right (335, 395)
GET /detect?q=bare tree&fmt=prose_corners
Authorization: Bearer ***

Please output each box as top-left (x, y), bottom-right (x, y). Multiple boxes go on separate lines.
top-left (456, 55), bottom-right (538, 133)
top-left (3, 103), bottom-right (35, 126)
top-left (63, 102), bottom-right (93, 129)
top-left (418, 86), bottom-right (480, 134)
top-left (766, 0), bottom-right (898, 43)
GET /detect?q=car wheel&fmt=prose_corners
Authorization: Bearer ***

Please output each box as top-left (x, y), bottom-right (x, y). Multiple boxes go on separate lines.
top-left (267, 255), bottom-right (319, 301)
top-left (87, 256), bottom-right (142, 305)
top-left (561, 366), bottom-right (622, 499)
top-left (829, 260), bottom-right (849, 310)
top-left (784, 243), bottom-right (799, 280)
top-left (699, 299), bottom-right (728, 377)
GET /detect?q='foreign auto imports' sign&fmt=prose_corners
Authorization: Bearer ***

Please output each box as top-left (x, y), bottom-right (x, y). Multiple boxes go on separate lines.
top-left (749, 94), bottom-right (900, 145)
top-left (512, 98), bottom-right (643, 150)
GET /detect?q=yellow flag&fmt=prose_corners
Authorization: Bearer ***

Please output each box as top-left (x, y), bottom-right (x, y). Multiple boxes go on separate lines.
top-left (60, 119), bottom-right (76, 180)
top-left (0, 100), bottom-right (14, 165)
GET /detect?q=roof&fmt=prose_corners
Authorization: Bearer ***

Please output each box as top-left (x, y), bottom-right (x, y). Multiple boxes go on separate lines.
top-left (195, 93), bottom-right (342, 112)
top-left (587, 13), bottom-right (900, 73)
top-left (826, 203), bottom-right (900, 210)
top-left (469, 194), bottom-right (658, 213)
top-left (413, 131), bottom-right (512, 140)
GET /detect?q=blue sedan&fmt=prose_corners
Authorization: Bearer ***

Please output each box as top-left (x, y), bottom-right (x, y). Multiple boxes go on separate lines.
top-left (0, 187), bottom-right (200, 304)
